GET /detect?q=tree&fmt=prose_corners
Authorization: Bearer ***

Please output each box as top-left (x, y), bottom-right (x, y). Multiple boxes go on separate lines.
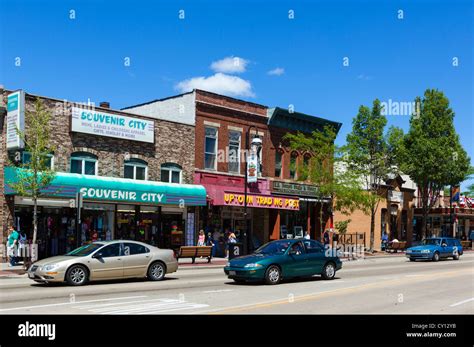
top-left (461, 166), bottom-right (474, 196)
top-left (395, 89), bottom-right (470, 238)
top-left (345, 99), bottom-right (397, 252)
top-left (8, 98), bottom-right (56, 263)
top-left (284, 125), bottom-right (367, 237)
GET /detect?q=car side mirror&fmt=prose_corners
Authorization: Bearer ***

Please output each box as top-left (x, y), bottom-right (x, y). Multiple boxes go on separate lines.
top-left (92, 252), bottom-right (103, 259)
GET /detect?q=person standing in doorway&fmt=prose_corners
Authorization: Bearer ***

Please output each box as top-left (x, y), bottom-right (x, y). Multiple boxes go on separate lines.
top-left (212, 229), bottom-right (221, 257)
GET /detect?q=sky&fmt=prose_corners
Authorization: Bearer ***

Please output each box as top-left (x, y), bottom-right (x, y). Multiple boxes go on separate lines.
top-left (1, 0), bottom-right (473, 189)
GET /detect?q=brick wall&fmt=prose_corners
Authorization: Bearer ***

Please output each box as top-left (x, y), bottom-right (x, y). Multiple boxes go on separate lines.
top-left (194, 92), bottom-right (269, 176)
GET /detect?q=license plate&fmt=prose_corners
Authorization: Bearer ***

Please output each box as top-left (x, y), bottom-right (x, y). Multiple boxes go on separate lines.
top-left (28, 272), bottom-right (35, 279)
top-left (229, 271), bottom-right (236, 276)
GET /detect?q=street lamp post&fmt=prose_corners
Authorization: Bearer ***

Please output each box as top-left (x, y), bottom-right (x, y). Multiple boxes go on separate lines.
top-left (244, 125), bottom-right (262, 255)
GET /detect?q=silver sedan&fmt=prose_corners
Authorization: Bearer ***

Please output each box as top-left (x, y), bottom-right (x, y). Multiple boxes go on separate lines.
top-left (27, 240), bottom-right (178, 286)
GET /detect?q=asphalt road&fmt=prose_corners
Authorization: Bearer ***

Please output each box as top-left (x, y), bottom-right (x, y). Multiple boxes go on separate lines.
top-left (0, 254), bottom-right (473, 314)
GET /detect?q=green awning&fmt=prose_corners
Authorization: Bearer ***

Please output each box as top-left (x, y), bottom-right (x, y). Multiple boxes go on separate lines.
top-left (4, 167), bottom-right (206, 206)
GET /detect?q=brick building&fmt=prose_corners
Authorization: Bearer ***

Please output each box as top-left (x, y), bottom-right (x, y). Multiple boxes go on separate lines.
top-left (125, 89), bottom-right (341, 253)
top-left (1, 89), bottom-right (206, 259)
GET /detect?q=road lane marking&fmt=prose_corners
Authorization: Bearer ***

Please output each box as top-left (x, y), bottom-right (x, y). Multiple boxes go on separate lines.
top-left (449, 298), bottom-right (474, 307)
top-left (203, 289), bottom-right (233, 293)
top-left (0, 295), bottom-right (147, 312)
top-left (207, 268), bottom-right (473, 314)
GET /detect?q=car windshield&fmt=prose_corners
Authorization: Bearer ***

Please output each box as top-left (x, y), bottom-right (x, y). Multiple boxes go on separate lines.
top-left (255, 240), bottom-right (292, 255)
top-left (422, 239), bottom-right (441, 246)
top-left (66, 243), bottom-right (104, 256)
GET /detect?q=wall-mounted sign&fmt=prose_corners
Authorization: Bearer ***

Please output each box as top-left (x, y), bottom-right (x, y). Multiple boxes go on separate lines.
top-left (388, 190), bottom-right (404, 204)
top-left (272, 180), bottom-right (319, 197)
top-left (6, 90), bottom-right (25, 149)
top-left (71, 107), bottom-right (154, 143)
top-left (223, 193), bottom-right (299, 210)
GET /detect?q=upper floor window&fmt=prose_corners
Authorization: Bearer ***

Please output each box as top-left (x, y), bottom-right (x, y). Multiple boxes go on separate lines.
top-left (228, 130), bottom-right (241, 173)
top-left (22, 152), bottom-right (54, 170)
top-left (289, 152), bottom-right (298, 180)
top-left (161, 163), bottom-right (182, 184)
top-left (124, 159), bottom-right (147, 180)
top-left (300, 154), bottom-right (311, 181)
top-left (70, 152), bottom-right (97, 175)
top-left (205, 127), bottom-right (218, 170)
top-left (275, 150), bottom-right (283, 178)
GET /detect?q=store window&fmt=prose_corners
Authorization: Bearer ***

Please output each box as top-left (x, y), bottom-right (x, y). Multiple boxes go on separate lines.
top-left (124, 159), bottom-right (147, 180)
top-left (275, 150), bottom-right (283, 178)
top-left (228, 130), bottom-right (241, 173)
top-left (70, 152), bottom-right (97, 175)
top-left (205, 127), bottom-right (218, 170)
top-left (161, 163), bottom-right (182, 184)
top-left (290, 152), bottom-right (298, 180)
top-left (22, 152), bottom-right (54, 169)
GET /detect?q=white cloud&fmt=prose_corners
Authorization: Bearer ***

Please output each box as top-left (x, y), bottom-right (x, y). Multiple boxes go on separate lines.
top-left (175, 73), bottom-right (255, 97)
top-left (267, 67), bottom-right (285, 76)
top-left (210, 56), bottom-right (249, 74)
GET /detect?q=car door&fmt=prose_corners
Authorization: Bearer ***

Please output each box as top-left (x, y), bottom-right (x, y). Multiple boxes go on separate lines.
top-left (303, 240), bottom-right (326, 275)
top-left (122, 242), bottom-right (151, 277)
top-left (285, 241), bottom-right (308, 277)
top-left (445, 239), bottom-right (457, 257)
top-left (439, 238), bottom-right (451, 257)
top-left (89, 243), bottom-right (124, 280)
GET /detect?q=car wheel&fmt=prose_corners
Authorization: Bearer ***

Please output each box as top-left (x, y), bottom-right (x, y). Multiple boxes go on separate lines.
top-left (66, 265), bottom-right (88, 286)
top-left (264, 265), bottom-right (281, 285)
top-left (148, 261), bottom-right (166, 281)
top-left (453, 253), bottom-right (460, 260)
top-left (432, 252), bottom-right (440, 262)
top-left (409, 258), bottom-right (416, 262)
top-left (321, 262), bottom-right (336, 280)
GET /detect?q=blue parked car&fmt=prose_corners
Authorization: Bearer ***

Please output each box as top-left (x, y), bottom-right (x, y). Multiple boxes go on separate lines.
top-left (406, 237), bottom-right (463, 262)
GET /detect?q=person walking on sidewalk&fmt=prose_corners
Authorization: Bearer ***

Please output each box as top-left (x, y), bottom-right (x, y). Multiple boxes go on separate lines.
top-left (226, 232), bottom-right (237, 258)
top-left (6, 225), bottom-right (19, 267)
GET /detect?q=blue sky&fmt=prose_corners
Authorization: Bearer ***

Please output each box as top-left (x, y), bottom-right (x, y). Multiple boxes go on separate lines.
top-left (1, 0), bottom-right (473, 188)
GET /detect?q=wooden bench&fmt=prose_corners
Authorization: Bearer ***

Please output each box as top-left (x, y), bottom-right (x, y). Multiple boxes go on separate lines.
top-left (177, 246), bottom-right (212, 263)
top-left (461, 240), bottom-right (472, 249)
top-left (386, 241), bottom-right (407, 253)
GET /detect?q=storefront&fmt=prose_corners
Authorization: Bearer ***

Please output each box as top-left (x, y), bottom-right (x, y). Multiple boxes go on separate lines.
top-left (270, 180), bottom-right (330, 240)
top-left (5, 167), bottom-right (206, 258)
top-left (195, 171), bottom-right (300, 251)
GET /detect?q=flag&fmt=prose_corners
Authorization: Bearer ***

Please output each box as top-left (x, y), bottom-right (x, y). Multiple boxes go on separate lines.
top-left (451, 186), bottom-right (460, 202)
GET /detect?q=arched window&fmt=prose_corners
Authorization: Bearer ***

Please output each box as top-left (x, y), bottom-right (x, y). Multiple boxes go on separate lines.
top-left (274, 149), bottom-right (283, 178)
top-left (289, 152), bottom-right (298, 180)
top-left (22, 151), bottom-right (54, 170)
top-left (70, 152), bottom-right (97, 175)
top-left (161, 163), bottom-right (182, 184)
top-left (124, 159), bottom-right (148, 180)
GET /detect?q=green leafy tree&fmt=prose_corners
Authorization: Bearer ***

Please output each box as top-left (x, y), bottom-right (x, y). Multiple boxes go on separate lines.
top-left (395, 89), bottom-right (470, 238)
top-left (8, 98), bottom-right (56, 262)
top-left (284, 126), bottom-right (367, 237)
top-left (345, 99), bottom-right (397, 252)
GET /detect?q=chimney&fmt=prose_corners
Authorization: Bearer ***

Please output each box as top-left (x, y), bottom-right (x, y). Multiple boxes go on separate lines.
top-left (100, 101), bottom-right (110, 109)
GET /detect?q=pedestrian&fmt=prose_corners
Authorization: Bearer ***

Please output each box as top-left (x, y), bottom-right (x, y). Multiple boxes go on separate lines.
top-left (332, 230), bottom-right (339, 248)
top-left (381, 231), bottom-right (389, 251)
top-left (6, 225), bottom-right (19, 267)
top-left (18, 231), bottom-right (28, 266)
top-left (197, 230), bottom-right (206, 246)
top-left (226, 232), bottom-right (237, 258)
top-left (323, 229), bottom-right (330, 246)
top-left (304, 231), bottom-right (310, 240)
top-left (206, 232), bottom-right (214, 247)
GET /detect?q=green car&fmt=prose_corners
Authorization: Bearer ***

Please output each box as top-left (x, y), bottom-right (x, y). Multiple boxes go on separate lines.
top-left (224, 239), bottom-right (342, 285)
